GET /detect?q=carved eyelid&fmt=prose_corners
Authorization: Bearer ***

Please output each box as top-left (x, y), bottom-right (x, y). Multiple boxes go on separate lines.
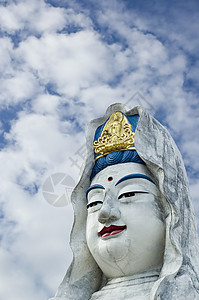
top-left (87, 188), bottom-right (105, 211)
top-left (87, 200), bottom-right (103, 209)
top-left (86, 185), bottom-right (105, 200)
top-left (118, 191), bottom-right (149, 199)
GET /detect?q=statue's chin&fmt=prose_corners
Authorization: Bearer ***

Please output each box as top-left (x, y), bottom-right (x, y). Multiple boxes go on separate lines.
top-left (98, 236), bottom-right (130, 262)
top-left (91, 235), bottom-right (163, 278)
top-left (90, 236), bottom-right (134, 278)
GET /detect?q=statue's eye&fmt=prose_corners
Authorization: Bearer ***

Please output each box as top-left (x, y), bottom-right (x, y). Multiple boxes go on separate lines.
top-left (118, 192), bottom-right (135, 199)
top-left (87, 201), bottom-right (103, 209)
top-left (118, 191), bottom-right (149, 199)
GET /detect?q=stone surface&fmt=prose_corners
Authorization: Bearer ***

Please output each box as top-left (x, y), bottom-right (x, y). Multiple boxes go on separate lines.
top-left (49, 104), bottom-right (199, 300)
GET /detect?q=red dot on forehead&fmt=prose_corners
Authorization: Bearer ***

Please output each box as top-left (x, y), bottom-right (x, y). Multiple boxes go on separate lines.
top-left (108, 176), bottom-right (113, 182)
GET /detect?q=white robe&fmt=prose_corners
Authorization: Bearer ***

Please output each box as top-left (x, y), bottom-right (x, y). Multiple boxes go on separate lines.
top-left (90, 271), bottom-right (159, 300)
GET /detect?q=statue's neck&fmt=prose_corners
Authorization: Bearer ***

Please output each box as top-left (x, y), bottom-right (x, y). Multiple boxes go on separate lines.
top-left (90, 270), bottom-right (160, 300)
top-left (107, 269), bottom-right (159, 287)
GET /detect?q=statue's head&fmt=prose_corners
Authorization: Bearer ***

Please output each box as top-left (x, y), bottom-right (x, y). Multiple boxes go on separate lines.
top-left (51, 104), bottom-right (199, 300)
top-left (86, 111), bottom-right (165, 278)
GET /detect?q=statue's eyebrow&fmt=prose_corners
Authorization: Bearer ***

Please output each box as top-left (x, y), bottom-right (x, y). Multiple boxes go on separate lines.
top-left (86, 184), bottom-right (105, 198)
top-left (115, 174), bottom-right (154, 186)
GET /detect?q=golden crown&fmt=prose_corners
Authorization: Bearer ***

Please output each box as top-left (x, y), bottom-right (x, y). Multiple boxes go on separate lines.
top-left (93, 112), bottom-right (136, 161)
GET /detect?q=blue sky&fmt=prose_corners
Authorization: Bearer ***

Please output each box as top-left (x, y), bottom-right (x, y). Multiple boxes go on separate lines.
top-left (0, 0), bottom-right (199, 299)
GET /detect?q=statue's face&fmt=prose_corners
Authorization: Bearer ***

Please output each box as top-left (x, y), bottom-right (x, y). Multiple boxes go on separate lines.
top-left (86, 162), bottom-right (165, 278)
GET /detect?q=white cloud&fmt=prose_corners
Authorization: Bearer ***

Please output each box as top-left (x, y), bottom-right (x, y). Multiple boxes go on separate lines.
top-left (32, 94), bottom-right (62, 115)
top-left (15, 30), bottom-right (119, 98)
top-left (0, 37), bottom-right (14, 74)
top-left (0, 108), bottom-right (79, 299)
top-left (0, 71), bottom-right (40, 105)
top-left (0, 180), bottom-right (73, 300)
top-left (0, 0), bottom-right (66, 34)
top-left (3, 111), bottom-right (82, 180)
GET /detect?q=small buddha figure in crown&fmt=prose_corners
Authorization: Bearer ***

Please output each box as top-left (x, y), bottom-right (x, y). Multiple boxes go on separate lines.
top-left (108, 111), bottom-right (123, 136)
top-left (93, 112), bottom-right (135, 159)
top-left (49, 104), bottom-right (199, 300)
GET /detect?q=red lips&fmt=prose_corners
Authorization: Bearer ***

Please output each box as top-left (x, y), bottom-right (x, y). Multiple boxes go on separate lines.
top-left (98, 225), bottom-right (127, 238)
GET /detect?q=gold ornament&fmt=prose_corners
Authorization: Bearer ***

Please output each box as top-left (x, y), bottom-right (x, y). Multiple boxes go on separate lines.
top-left (93, 112), bottom-right (136, 160)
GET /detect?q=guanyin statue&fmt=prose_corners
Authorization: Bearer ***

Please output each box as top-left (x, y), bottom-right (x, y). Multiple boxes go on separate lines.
top-left (49, 103), bottom-right (199, 300)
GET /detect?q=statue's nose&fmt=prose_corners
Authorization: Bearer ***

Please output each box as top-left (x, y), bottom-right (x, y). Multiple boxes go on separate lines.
top-left (98, 193), bottom-right (120, 224)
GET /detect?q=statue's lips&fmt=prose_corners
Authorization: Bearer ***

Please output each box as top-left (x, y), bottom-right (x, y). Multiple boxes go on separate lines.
top-left (98, 225), bottom-right (127, 238)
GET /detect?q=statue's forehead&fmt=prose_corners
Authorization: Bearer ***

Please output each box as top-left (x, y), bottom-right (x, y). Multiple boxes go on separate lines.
top-left (91, 162), bottom-right (154, 188)
top-left (88, 163), bottom-right (160, 200)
